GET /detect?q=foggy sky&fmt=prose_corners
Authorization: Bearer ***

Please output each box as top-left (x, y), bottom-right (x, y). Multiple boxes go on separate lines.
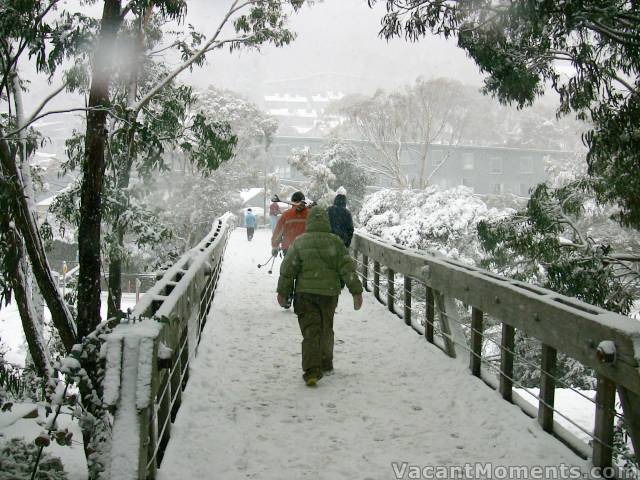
top-left (19, 0), bottom-right (485, 134)
top-left (175, 0), bottom-right (484, 99)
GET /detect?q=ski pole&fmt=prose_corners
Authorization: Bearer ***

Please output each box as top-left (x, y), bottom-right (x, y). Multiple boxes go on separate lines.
top-left (257, 254), bottom-right (275, 268)
top-left (267, 254), bottom-right (277, 274)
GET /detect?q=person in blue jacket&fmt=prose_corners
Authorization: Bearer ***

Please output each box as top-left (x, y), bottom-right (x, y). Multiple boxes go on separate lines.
top-left (244, 208), bottom-right (257, 241)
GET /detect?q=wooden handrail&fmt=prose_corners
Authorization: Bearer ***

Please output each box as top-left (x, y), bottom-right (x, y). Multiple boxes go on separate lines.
top-left (352, 230), bottom-right (640, 469)
top-left (102, 214), bottom-right (235, 480)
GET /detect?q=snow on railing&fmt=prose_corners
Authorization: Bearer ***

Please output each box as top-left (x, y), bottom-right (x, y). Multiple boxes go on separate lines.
top-left (102, 213), bottom-right (235, 480)
top-left (351, 230), bottom-right (640, 474)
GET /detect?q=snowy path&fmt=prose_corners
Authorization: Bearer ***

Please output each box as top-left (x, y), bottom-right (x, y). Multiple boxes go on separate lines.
top-left (157, 229), bottom-right (586, 480)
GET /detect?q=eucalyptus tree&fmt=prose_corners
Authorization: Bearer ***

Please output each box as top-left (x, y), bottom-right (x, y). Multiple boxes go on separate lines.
top-left (369, 0), bottom-right (640, 227)
top-left (334, 78), bottom-right (469, 189)
top-left (0, 0), bottom-right (94, 365)
top-left (76, 0), bottom-right (309, 340)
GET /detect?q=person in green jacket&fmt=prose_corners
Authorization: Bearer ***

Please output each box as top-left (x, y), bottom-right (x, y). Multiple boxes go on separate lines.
top-left (277, 206), bottom-right (364, 387)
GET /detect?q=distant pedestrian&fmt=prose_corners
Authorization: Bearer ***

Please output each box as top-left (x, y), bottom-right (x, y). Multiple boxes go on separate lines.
top-left (277, 207), bottom-right (363, 386)
top-left (327, 188), bottom-right (354, 247)
top-left (245, 208), bottom-right (257, 241)
top-left (269, 198), bottom-right (282, 232)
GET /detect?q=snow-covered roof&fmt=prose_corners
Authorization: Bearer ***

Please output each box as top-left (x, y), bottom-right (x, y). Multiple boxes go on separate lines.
top-left (239, 188), bottom-right (264, 203)
top-left (267, 108), bottom-right (291, 117)
top-left (37, 184), bottom-right (73, 207)
top-left (292, 125), bottom-right (315, 134)
top-left (264, 94), bottom-right (308, 103)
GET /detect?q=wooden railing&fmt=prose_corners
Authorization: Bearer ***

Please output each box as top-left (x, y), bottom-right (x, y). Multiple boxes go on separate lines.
top-left (102, 214), bottom-right (234, 480)
top-left (351, 230), bottom-right (640, 472)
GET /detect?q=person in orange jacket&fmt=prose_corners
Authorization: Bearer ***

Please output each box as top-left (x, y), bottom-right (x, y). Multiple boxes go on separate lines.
top-left (271, 191), bottom-right (310, 308)
top-left (271, 191), bottom-right (310, 257)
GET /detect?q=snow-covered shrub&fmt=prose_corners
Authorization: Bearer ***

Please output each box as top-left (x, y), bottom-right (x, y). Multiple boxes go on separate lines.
top-left (359, 186), bottom-right (512, 265)
top-left (0, 438), bottom-right (67, 480)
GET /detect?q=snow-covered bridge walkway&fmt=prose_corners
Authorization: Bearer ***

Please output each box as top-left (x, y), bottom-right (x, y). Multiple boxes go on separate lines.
top-left (156, 228), bottom-right (585, 479)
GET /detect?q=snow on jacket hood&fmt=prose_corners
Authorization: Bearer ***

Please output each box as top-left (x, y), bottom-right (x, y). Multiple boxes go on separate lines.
top-left (305, 206), bottom-right (331, 233)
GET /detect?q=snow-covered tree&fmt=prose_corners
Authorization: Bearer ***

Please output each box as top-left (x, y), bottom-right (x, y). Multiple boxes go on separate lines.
top-left (359, 186), bottom-right (511, 265)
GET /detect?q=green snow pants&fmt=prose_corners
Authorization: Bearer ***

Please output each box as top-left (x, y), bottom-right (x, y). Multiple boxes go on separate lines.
top-left (294, 292), bottom-right (339, 375)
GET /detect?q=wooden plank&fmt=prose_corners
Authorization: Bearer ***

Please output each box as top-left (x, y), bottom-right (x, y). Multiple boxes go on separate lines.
top-left (470, 307), bottom-right (483, 377)
top-left (373, 261), bottom-right (380, 302)
top-left (500, 324), bottom-right (515, 402)
top-left (351, 232), bottom-right (640, 395)
top-left (593, 374), bottom-right (616, 470)
top-left (426, 286), bottom-right (434, 343)
top-left (361, 254), bottom-right (369, 292)
top-left (387, 268), bottom-right (395, 313)
top-left (434, 291), bottom-right (457, 358)
top-left (538, 344), bottom-right (557, 433)
top-left (617, 386), bottom-right (640, 466)
top-left (404, 276), bottom-right (412, 326)
top-left (156, 371), bottom-right (171, 465)
top-left (170, 353), bottom-right (182, 422)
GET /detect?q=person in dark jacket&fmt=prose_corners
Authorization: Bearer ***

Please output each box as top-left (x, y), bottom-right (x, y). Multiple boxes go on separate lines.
top-left (327, 190), bottom-right (354, 247)
top-left (277, 207), bottom-right (363, 386)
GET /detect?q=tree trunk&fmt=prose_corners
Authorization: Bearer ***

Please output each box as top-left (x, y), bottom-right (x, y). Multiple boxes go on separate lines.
top-left (0, 134), bottom-right (77, 351)
top-left (4, 223), bottom-right (51, 379)
top-left (76, 0), bottom-right (123, 340)
top-left (106, 225), bottom-right (124, 320)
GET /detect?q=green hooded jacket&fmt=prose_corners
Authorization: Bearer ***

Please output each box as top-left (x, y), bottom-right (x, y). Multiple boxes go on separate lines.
top-left (277, 207), bottom-right (363, 297)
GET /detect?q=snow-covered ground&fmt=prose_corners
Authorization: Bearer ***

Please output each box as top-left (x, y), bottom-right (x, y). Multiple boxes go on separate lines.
top-left (157, 229), bottom-right (589, 480)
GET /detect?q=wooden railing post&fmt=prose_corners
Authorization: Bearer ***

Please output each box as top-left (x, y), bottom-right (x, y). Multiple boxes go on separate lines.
top-left (361, 254), bottom-right (369, 292)
top-left (500, 323), bottom-right (515, 402)
top-left (538, 344), bottom-right (557, 433)
top-left (593, 374), bottom-right (616, 471)
top-left (387, 268), bottom-right (395, 313)
top-left (425, 286), bottom-right (434, 343)
top-left (470, 307), bottom-right (483, 377)
top-left (373, 261), bottom-right (380, 301)
top-left (404, 276), bottom-right (411, 326)
top-left (170, 351), bottom-right (183, 421)
top-left (156, 371), bottom-right (171, 465)
top-left (434, 291), bottom-right (457, 358)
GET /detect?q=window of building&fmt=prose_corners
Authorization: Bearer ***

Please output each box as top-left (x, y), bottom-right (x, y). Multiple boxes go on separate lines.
top-left (520, 157), bottom-right (534, 174)
top-left (429, 151), bottom-right (445, 167)
top-left (492, 183), bottom-right (503, 194)
top-left (462, 177), bottom-right (474, 192)
top-left (462, 153), bottom-right (474, 170)
top-left (489, 157), bottom-right (503, 174)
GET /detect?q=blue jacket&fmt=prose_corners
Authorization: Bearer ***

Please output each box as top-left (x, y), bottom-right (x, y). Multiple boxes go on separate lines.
top-left (245, 211), bottom-right (257, 228)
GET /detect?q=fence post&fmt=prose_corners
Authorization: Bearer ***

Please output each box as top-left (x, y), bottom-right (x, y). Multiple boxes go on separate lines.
top-left (499, 323), bottom-right (515, 402)
top-left (156, 371), bottom-right (171, 465)
top-left (404, 276), bottom-right (411, 326)
top-left (387, 268), bottom-right (395, 313)
top-left (434, 291), bottom-right (457, 358)
top-left (170, 350), bottom-right (183, 421)
top-left (361, 254), bottom-right (369, 292)
top-left (373, 261), bottom-right (380, 301)
top-left (593, 374), bottom-right (616, 471)
top-left (425, 286), bottom-right (434, 343)
top-left (538, 344), bottom-right (557, 433)
top-left (470, 307), bottom-right (483, 377)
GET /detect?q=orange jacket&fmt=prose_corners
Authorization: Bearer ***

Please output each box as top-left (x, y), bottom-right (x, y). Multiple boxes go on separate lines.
top-left (271, 206), bottom-right (309, 249)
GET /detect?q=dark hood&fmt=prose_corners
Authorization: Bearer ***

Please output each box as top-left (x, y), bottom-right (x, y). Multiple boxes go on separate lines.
top-left (333, 194), bottom-right (347, 208)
